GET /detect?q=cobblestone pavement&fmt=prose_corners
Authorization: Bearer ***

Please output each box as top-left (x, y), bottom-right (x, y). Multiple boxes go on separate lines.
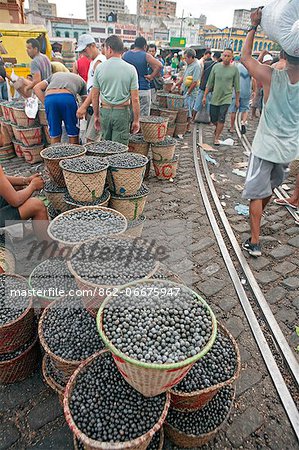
top-left (1, 125), bottom-right (298, 449)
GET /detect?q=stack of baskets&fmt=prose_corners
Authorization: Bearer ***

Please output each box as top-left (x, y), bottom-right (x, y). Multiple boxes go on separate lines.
top-left (0, 99), bottom-right (51, 163)
top-left (155, 92), bottom-right (189, 137)
top-left (136, 115), bottom-right (179, 182)
top-left (106, 148), bottom-right (149, 238)
top-left (62, 41), bottom-right (76, 71)
top-left (0, 274), bottom-right (39, 384)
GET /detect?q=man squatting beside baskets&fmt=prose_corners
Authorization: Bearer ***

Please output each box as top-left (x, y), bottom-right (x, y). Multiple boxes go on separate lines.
top-left (240, 8), bottom-right (299, 257)
top-left (91, 35), bottom-right (141, 145)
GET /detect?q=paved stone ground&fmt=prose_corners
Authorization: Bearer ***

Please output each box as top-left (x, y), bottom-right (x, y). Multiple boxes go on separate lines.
top-left (1, 125), bottom-right (298, 449)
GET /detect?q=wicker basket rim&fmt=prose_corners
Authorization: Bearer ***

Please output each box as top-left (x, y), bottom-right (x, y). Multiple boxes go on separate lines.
top-left (159, 108), bottom-right (178, 115)
top-left (42, 354), bottom-right (66, 393)
top-left (0, 273), bottom-right (33, 331)
top-left (44, 184), bottom-right (68, 194)
top-left (47, 206), bottom-right (128, 246)
top-left (38, 298), bottom-right (91, 366)
top-left (19, 144), bottom-right (44, 150)
top-left (169, 323), bottom-right (241, 399)
top-left (63, 190), bottom-right (111, 207)
top-left (0, 144), bottom-right (14, 150)
top-left (151, 140), bottom-right (177, 148)
top-left (40, 147), bottom-right (86, 161)
top-left (0, 118), bottom-right (12, 125)
top-left (0, 334), bottom-right (38, 366)
top-left (12, 125), bottom-right (42, 131)
top-left (63, 350), bottom-right (171, 450)
top-left (59, 159), bottom-right (109, 174)
top-left (140, 117), bottom-right (169, 124)
top-left (153, 156), bottom-right (179, 165)
top-left (110, 184), bottom-right (149, 199)
top-left (164, 387), bottom-right (236, 440)
top-left (66, 236), bottom-right (159, 290)
top-left (108, 153), bottom-right (148, 169)
top-left (97, 280), bottom-right (217, 371)
top-left (84, 141), bottom-right (128, 153)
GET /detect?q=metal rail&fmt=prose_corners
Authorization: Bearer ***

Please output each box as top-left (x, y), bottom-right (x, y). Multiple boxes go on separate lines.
top-left (235, 113), bottom-right (299, 222)
top-left (194, 125), bottom-right (299, 439)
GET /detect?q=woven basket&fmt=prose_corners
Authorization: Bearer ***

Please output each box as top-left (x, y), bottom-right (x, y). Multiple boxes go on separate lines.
top-left (1, 120), bottom-right (14, 141)
top-left (0, 334), bottom-right (40, 384)
top-left (48, 206), bottom-right (127, 249)
top-left (122, 215), bottom-right (146, 239)
top-left (163, 83), bottom-right (173, 93)
top-left (44, 190), bottom-right (68, 213)
top-left (140, 118), bottom-right (168, 144)
top-left (166, 95), bottom-right (185, 111)
top-left (107, 155), bottom-right (148, 196)
top-left (0, 144), bottom-right (15, 161)
top-left (150, 105), bottom-right (160, 116)
top-left (153, 156), bottom-right (179, 180)
top-left (128, 139), bottom-right (150, 157)
top-left (166, 125), bottom-right (175, 137)
top-left (144, 159), bottom-right (151, 180)
top-left (21, 143), bottom-right (44, 164)
top-left (67, 235), bottom-right (157, 316)
top-left (174, 122), bottom-right (187, 137)
top-left (176, 108), bottom-right (188, 124)
top-left (12, 140), bottom-right (24, 158)
top-left (152, 142), bottom-right (176, 163)
top-left (159, 108), bottom-right (178, 126)
top-left (38, 299), bottom-right (87, 380)
top-left (84, 141), bottom-right (128, 158)
top-left (0, 274), bottom-right (34, 355)
top-left (40, 145), bottom-right (86, 187)
top-left (0, 246), bottom-right (16, 273)
top-left (12, 125), bottom-right (43, 147)
top-left (97, 280), bottom-right (217, 397)
top-left (43, 126), bottom-right (51, 144)
top-left (13, 107), bottom-right (36, 128)
top-left (63, 351), bottom-right (171, 450)
top-left (38, 109), bottom-right (48, 126)
top-left (42, 354), bottom-right (65, 406)
top-left (169, 323), bottom-right (241, 411)
top-left (60, 160), bottom-right (108, 203)
top-left (156, 93), bottom-right (168, 108)
top-left (9, 106), bottom-right (17, 125)
top-left (164, 388), bottom-right (236, 448)
top-left (2, 103), bottom-right (11, 122)
top-left (109, 186), bottom-right (149, 221)
top-left (289, 159), bottom-right (299, 177)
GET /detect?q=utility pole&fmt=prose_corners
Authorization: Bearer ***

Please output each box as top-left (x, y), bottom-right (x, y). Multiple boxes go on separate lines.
top-left (180, 9), bottom-right (184, 38)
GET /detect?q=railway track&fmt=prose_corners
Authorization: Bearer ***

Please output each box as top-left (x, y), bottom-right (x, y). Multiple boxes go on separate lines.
top-left (193, 124), bottom-right (299, 440)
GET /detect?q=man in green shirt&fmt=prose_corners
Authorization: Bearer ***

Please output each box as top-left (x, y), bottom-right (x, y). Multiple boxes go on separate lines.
top-left (203, 48), bottom-right (240, 145)
top-left (92, 35), bottom-right (140, 145)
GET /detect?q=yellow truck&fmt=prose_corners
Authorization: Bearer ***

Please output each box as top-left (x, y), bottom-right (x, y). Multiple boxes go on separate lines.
top-left (0, 23), bottom-right (52, 78)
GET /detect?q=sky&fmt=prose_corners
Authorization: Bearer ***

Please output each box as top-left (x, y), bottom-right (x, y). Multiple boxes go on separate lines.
top-left (25, 0), bottom-right (261, 28)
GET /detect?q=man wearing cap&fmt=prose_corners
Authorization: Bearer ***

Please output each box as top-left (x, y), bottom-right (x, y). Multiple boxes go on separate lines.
top-left (240, 8), bottom-right (299, 256)
top-left (76, 34), bottom-right (106, 142)
top-left (92, 35), bottom-right (140, 145)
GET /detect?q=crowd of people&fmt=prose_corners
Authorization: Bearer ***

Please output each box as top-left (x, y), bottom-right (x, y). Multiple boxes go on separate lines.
top-left (0, 7), bottom-right (298, 256)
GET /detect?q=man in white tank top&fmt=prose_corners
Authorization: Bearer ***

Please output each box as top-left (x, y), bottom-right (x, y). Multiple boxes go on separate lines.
top-left (240, 8), bottom-right (299, 257)
top-left (76, 34), bottom-right (106, 142)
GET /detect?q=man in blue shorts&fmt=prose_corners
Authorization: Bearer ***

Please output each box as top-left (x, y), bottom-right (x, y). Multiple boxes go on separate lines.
top-left (34, 72), bottom-right (87, 144)
top-left (228, 57), bottom-right (251, 134)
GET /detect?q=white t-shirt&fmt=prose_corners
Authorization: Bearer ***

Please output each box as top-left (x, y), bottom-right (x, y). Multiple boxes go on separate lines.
top-left (87, 53), bottom-right (106, 93)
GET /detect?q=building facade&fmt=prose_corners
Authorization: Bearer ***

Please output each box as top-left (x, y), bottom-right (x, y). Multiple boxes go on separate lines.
top-left (28, 0), bottom-right (56, 17)
top-left (50, 17), bottom-right (89, 40)
top-left (137, 0), bottom-right (176, 17)
top-left (198, 27), bottom-right (274, 53)
top-left (0, 0), bottom-right (25, 23)
top-left (233, 9), bottom-right (255, 30)
top-left (86, 0), bottom-right (125, 22)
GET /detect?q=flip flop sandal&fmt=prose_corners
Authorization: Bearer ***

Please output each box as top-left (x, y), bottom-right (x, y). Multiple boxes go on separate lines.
top-left (273, 198), bottom-right (297, 209)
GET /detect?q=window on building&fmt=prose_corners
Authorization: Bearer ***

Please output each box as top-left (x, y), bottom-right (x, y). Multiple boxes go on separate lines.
top-left (65, 32), bottom-right (70, 38)
top-left (263, 42), bottom-right (267, 50)
top-left (74, 32), bottom-right (79, 41)
top-left (238, 40), bottom-right (243, 51)
top-left (91, 27), bottom-right (106, 33)
top-left (123, 30), bottom-right (137, 35)
top-left (56, 31), bottom-right (61, 37)
top-left (268, 43), bottom-right (272, 51)
top-left (234, 39), bottom-right (238, 52)
top-left (115, 29), bottom-right (122, 34)
top-left (254, 41), bottom-right (258, 51)
top-left (259, 42), bottom-right (263, 51)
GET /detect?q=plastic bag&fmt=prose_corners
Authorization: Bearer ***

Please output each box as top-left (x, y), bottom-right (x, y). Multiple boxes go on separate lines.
top-left (261, 0), bottom-right (299, 57)
top-left (194, 106), bottom-right (210, 124)
top-left (25, 96), bottom-right (39, 119)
